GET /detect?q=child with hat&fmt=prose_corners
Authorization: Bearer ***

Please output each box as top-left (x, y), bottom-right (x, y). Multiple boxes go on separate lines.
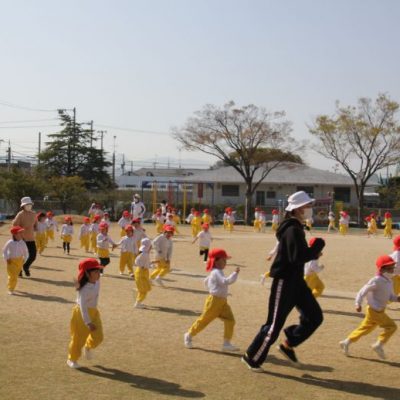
top-left (117, 210), bottom-right (131, 237)
top-left (96, 222), bottom-right (117, 270)
top-left (271, 209), bottom-right (279, 233)
top-left (339, 255), bottom-right (400, 359)
top-left (89, 215), bottom-right (101, 254)
top-left (117, 224), bottom-right (137, 277)
top-left (190, 211), bottom-right (202, 237)
top-left (192, 223), bottom-right (213, 262)
top-left (253, 208), bottom-right (261, 232)
top-left (150, 224), bottom-right (174, 286)
top-left (184, 248), bottom-right (240, 351)
top-left (304, 238), bottom-right (325, 298)
top-left (45, 211), bottom-right (58, 243)
top-left (339, 211), bottom-right (349, 235)
top-left (382, 212), bottom-right (393, 239)
top-left (2, 226), bottom-right (28, 294)
top-left (201, 209), bottom-right (212, 225)
top-left (389, 235), bottom-right (400, 295)
top-left (35, 212), bottom-right (48, 255)
top-left (134, 238), bottom-right (153, 308)
top-left (61, 216), bottom-right (74, 255)
top-left (152, 209), bottom-right (166, 234)
top-left (226, 208), bottom-right (235, 232)
top-left (67, 258), bottom-right (105, 368)
top-left (327, 211), bottom-right (336, 233)
top-left (79, 217), bottom-right (91, 253)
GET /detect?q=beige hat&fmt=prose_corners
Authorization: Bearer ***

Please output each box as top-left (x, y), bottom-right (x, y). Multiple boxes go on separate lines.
top-left (285, 191), bottom-right (314, 211)
top-left (20, 197), bottom-right (33, 207)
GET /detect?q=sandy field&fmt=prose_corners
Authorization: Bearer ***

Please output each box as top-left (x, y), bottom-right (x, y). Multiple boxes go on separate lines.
top-left (0, 221), bottom-right (399, 400)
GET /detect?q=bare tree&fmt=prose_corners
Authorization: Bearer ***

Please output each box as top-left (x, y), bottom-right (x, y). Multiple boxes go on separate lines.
top-left (309, 94), bottom-right (400, 225)
top-left (173, 101), bottom-right (301, 224)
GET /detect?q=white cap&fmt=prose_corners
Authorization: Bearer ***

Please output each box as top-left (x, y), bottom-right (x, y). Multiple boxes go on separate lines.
top-left (139, 237), bottom-right (151, 253)
top-left (134, 194), bottom-right (140, 199)
top-left (20, 197), bottom-right (33, 207)
top-left (285, 191), bottom-right (314, 211)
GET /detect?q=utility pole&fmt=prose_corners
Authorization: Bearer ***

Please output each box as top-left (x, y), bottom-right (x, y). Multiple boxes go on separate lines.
top-left (121, 154), bottom-right (125, 175)
top-left (90, 120), bottom-right (93, 148)
top-left (38, 132), bottom-right (41, 165)
top-left (98, 130), bottom-right (107, 152)
top-left (7, 140), bottom-right (11, 171)
top-left (112, 135), bottom-right (116, 185)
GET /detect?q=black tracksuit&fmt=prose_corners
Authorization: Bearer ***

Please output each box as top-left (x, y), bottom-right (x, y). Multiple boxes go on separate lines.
top-left (245, 217), bottom-right (325, 367)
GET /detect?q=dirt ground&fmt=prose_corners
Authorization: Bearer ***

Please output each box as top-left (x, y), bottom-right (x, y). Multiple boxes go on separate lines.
top-left (0, 221), bottom-right (399, 400)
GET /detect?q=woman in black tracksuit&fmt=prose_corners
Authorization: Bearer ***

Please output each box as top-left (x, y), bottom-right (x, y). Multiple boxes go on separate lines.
top-left (242, 191), bottom-right (325, 371)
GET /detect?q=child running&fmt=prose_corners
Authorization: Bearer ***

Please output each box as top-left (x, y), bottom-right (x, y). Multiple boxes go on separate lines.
top-left (2, 226), bottom-right (28, 295)
top-left (339, 255), bottom-right (399, 359)
top-left (192, 223), bottom-right (213, 262)
top-left (184, 248), bottom-right (240, 352)
top-left (382, 212), bottom-right (393, 239)
top-left (79, 217), bottom-right (91, 253)
top-left (96, 222), bottom-right (117, 271)
top-left (134, 237), bottom-right (153, 308)
top-left (117, 211), bottom-right (131, 237)
top-left (61, 216), bottom-right (74, 255)
top-left (35, 212), bottom-right (48, 255)
top-left (304, 238), bottom-right (325, 297)
top-left (327, 211), bottom-right (336, 233)
top-left (339, 211), bottom-right (350, 235)
top-left (67, 258), bottom-right (105, 369)
top-left (45, 211), bottom-right (58, 243)
top-left (118, 225), bottom-right (137, 277)
top-left (150, 225), bottom-right (174, 286)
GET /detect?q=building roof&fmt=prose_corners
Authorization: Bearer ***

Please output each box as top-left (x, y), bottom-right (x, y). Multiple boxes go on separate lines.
top-left (179, 163), bottom-right (379, 186)
top-left (123, 167), bottom-right (205, 178)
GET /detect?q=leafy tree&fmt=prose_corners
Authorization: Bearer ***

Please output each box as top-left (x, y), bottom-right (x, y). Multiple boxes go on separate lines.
top-left (310, 94), bottom-right (400, 225)
top-left (173, 101), bottom-right (301, 224)
top-left (38, 110), bottom-right (113, 189)
top-left (377, 176), bottom-right (400, 209)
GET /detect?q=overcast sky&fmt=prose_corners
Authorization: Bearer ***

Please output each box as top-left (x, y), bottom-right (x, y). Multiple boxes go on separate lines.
top-left (1, 0), bottom-right (399, 175)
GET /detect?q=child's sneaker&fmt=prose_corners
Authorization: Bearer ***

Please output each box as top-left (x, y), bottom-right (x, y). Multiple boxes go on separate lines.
top-left (66, 359), bottom-right (81, 369)
top-left (259, 275), bottom-right (266, 285)
top-left (134, 302), bottom-right (145, 309)
top-left (222, 342), bottom-right (240, 352)
top-left (184, 332), bottom-right (193, 349)
top-left (84, 347), bottom-right (94, 360)
top-left (7, 290), bottom-right (14, 295)
top-left (372, 342), bottom-right (386, 359)
top-left (241, 354), bottom-right (264, 372)
top-left (154, 276), bottom-right (164, 287)
top-left (339, 340), bottom-right (350, 356)
top-left (277, 343), bottom-right (299, 365)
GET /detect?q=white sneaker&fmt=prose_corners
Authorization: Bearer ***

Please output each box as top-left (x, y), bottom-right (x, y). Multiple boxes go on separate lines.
top-left (184, 332), bottom-right (193, 349)
top-left (372, 343), bottom-right (386, 359)
top-left (67, 359), bottom-right (81, 369)
top-left (84, 347), bottom-right (94, 360)
top-left (260, 275), bottom-right (266, 285)
top-left (7, 290), bottom-right (14, 295)
top-left (155, 276), bottom-right (165, 287)
top-left (129, 273), bottom-right (134, 277)
top-left (119, 272), bottom-right (123, 275)
top-left (134, 302), bottom-right (145, 309)
top-left (339, 340), bottom-right (350, 356)
top-left (222, 343), bottom-right (240, 352)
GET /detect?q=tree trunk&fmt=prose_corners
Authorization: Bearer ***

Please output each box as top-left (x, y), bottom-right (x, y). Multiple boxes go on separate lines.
top-left (357, 189), bottom-right (365, 228)
top-left (244, 181), bottom-right (253, 225)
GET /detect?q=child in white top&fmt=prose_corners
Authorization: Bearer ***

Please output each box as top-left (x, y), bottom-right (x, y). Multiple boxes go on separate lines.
top-left (79, 217), bottom-right (91, 253)
top-left (150, 225), bottom-right (174, 286)
top-left (389, 235), bottom-right (400, 295)
top-left (35, 212), bottom-right (48, 255)
top-left (152, 210), bottom-right (166, 234)
top-left (117, 225), bottom-right (137, 276)
top-left (117, 211), bottom-right (131, 237)
top-left (134, 238), bottom-right (153, 308)
top-left (192, 223), bottom-right (213, 262)
top-left (339, 211), bottom-right (350, 235)
top-left (184, 248), bottom-right (240, 351)
top-left (96, 222), bottom-right (117, 269)
top-left (67, 258), bottom-right (104, 369)
top-left (61, 216), bottom-right (74, 255)
top-left (327, 211), bottom-right (336, 233)
top-left (304, 238), bottom-right (325, 297)
top-left (339, 255), bottom-right (400, 359)
top-left (3, 226), bottom-right (29, 294)
top-left (45, 211), bottom-right (58, 243)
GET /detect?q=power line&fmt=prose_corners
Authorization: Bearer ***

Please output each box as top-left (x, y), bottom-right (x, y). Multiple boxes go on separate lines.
top-left (0, 118), bottom-right (59, 124)
top-left (0, 125), bottom-right (59, 129)
top-left (0, 100), bottom-right (58, 112)
top-left (96, 123), bottom-right (170, 136)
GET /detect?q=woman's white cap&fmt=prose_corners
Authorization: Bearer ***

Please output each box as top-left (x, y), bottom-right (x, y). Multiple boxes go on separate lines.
top-left (20, 197), bottom-right (34, 207)
top-left (285, 191), bottom-right (314, 211)
top-left (139, 237), bottom-right (152, 252)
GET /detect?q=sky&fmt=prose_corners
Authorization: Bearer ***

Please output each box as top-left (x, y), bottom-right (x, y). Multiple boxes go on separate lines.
top-left (0, 0), bottom-right (399, 176)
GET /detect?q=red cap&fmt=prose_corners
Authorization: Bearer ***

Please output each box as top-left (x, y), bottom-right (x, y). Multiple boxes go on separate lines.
top-left (64, 216), bottom-right (72, 222)
top-left (202, 223), bottom-right (209, 229)
top-left (83, 217), bottom-right (90, 223)
top-left (203, 209), bottom-right (209, 213)
top-left (370, 213), bottom-right (376, 218)
top-left (206, 248), bottom-right (231, 272)
top-left (163, 224), bottom-right (175, 233)
top-left (93, 215), bottom-right (101, 221)
top-left (385, 212), bottom-right (392, 218)
top-left (99, 221), bottom-right (108, 229)
top-left (11, 226), bottom-right (24, 235)
top-left (124, 224), bottom-right (134, 232)
top-left (194, 211), bottom-right (200, 216)
top-left (272, 209), bottom-right (279, 215)
top-left (122, 210), bottom-right (130, 217)
top-left (46, 211), bottom-right (54, 217)
top-left (104, 212), bottom-right (109, 216)
top-left (376, 255), bottom-right (395, 270)
top-left (393, 235), bottom-right (400, 251)
top-left (255, 207), bottom-right (260, 211)
top-left (77, 258), bottom-right (104, 281)
top-left (308, 237), bottom-right (317, 247)
top-left (365, 216), bottom-right (371, 222)
top-left (132, 218), bottom-right (141, 224)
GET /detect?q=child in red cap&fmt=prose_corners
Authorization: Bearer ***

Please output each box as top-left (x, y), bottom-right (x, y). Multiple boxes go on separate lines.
top-left (96, 222), bottom-right (117, 270)
top-left (389, 235), bottom-right (400, 295)
top-left (61, 216), bottom-right (74, 255)
top-left (192, 223), bottom-right (213, 262)
top-left (117, 210), bottom-right (132, 237)
top-left (339, 255), bottom-right (400, 359)
top-left (67, 258), bottom-right (104, 368)
top-left (184, 248), bottom-right (240, 351)
top-left (35, 212), bottom-right (47, 255)
top-left (304, 237), bottom-right (325, 297)
top-left (383, 212), bottom-right (393, 239)
top-left (79, 217), bottom-right (91, 253)
top-left (117, 224), bottom-right (137, 277)
top-left (2, 226), bottom-right (28, 294)
top-left (45, 211), bottom-right (58, 244)
top-left (89, 215), bottom-right (101, 254)
top-left (253, 208), bottom-right (261, 232)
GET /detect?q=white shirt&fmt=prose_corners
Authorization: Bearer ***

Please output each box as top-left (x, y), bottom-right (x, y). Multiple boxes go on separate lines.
top-left (46, 217), bottom-right (58, 231)
top-left (196, 231), bottom-right (212, 248)
top-left (131, 201), bottom-right (146, 219)
top-left (77, 281), bottom-right (100, 325)
top-left (152, 214), bottom-right (166, 224)
top-left (135, 251), bottom-right (151, 268)
top-left (79, 224), bottom-right (90, 238)
top-left (165, 219), bottom-right (176, 228)
top-left (89, 223), bottom-right (99, 234)
top-left (204, 269), bottom-right (238, 298)
top-left (133, 228), bottom-right (146, 243)
top-left (61, 224), bottom-right (74, 236)
top-left (152, 234), bottom-right (173, 261)
top-left (119, 235), bottom-right (138, 254)
top-left (304, 259), bottom-right (324, 276)
top-left (118, 217), bottom-right (131, 229)
top-left (96, 233), bottom-right (115, 249)
top-left (3, 239), bottom-right (29, 261)
top-left (36, 221), bottom-right (48, 234)
top-left (355, 275), bottom-right (398, 311)
top-left (389, 250), bottom-right (400, 275)
top-left (272, 215), bottom-right (279, 224)
top-left (339, 216), bottom-right (349, 226)
top-left (185, 213), bottom-right (194, 223)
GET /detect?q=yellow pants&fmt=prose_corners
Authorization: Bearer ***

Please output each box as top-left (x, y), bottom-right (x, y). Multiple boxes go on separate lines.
top-left (97, 248), bottom-right (110, 258)
top-left (155, 222), bottom-right (164, 234)
top-left (339, 224), bottom-right (348, 235)
top-left (68, 305), bottom-right (103, 362)
top-left (188, 295), bottom-right (235, 340)
top-left (36, 232), bottom-right (46, 254)
top-left (393, 275), bottom-right (400, 296)
top-left (272, 223), bottom-right (278, 232)
top-left (62, 234), bottom-right (72, 244)
top-left (304, 273), bottom-right (325, 297)
top-left (46, 229), bottom-right (55, 243)
top-left (150, 259), bottom-right (170, 279)
top-left (80, 234), bottom-right (90, 252)
top-left (135, 267), bottom-right (151, 302)
top-left (90, 233), bottom-right (97, 253)
top-left (347, 306), bottom-right (397, 344)
top-left (6, 257), bottom-right (24, 291)
top-left (253, 220), bottom-right (261, 232)
top-left (223, 221), bottom-right (228, 230)
top-left (227, 222), bottom-right (234, 232)
top-left (119, 252), bottom-right (135, 274)
top-left (383, 225), bottom-right (392, 238)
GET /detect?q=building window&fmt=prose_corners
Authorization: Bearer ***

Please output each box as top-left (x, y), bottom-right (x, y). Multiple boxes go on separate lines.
top-left (222, 185), bottom-right (239, 197)
top-left (266, 191), bottom-right (276, 199)
top-left (256, 191), bottom-right (265, 206)
top-left (334, 187), bottom-right (351, 203)
top-left (297, 186), bottom-right (314, 197)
